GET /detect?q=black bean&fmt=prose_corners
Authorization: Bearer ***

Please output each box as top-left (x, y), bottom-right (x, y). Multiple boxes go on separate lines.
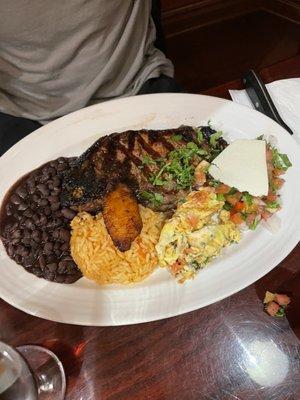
top-left (40, 172), bottom-right (51, 183)
top-left (16, 245), bottom-right (26, 256)
top-left (36, 183), bottom-right (49, 196)
top-left (50, 161), bottom-right (58, 168)
top-left (44, 270), bottom-right (55, 281)
top-left (43, 242), bottom-right (53, 254)
top-left (11, 238), bottom-right (21, 245)
top-left (50, 203), bottom-right (60, 212)
top-left (55, 274), bottom-right (65, 283)
top-left (23, 256), bottom-right (35, 268)
top-left (48, 166), bottom-right (56, 175)
top-left (61, 208), bottom-right (76, 220)
top-left (16, 186), bottom-right (27, 199)
top-left (58, 260), bottom-right (68, 273)
top-left (42, 231), bottom-right (49, 242)
top-left (39, 215), bottom-right (47, 225)
top-left (28, 185), bottom-right (36, 195)
top-left (44, 206), bottom-right (51, 216)
top-left (23, 229), bottom-right (31, 238)
top-left (53, 242), bottom-right (61, 250)
top-left (5, 207), bottom-right (12, 216)
top-left (11, 229), bottom-right (21, 239)
top-left (57, 163), bottom-right (66, 171)
top-left (32, 230), bottom-right (41, 243)
top-left (38, 254), bottom-right (46, 269)
top-left (53, 176), bottom-right (61, 187)
top-left (39, 198), bottom-right (49, 207)
top-left (54, 210), bottom-right (62, 218)
top-left (14, 254), bottom-right (22, 264)
top-left (7, 245), bottom-right (15, 257)
top-left (27, 178), bottom-right (35, 188)
top-left (10, 194), bottom-right (21, 205)
top-left (18, 202), bottom-right (28, 211)
top-left (32, 267), bottom-right (43, 277)
top-left (32, 213), bottom-right (41, 225)
top-left (46, 254), bottom-right (56, 263)
top-left (60, 243), bottom-right (69, 251)
top-left (22, 237), bottom-right (32, 246)
top-left (23, 209), bottom-right (33, 218)
top-left (59, 228), bottom-right (70, 242)
top-left (47, 263), bottom-right (58, 272)
top-left (64, 275), bottom-right (80, 283)
top-left (48, 195), bottom-right (59, 204)
top-left (32, 194), bottom-right (40, 203)
top-left (31, 241), bottom-right (39, 249)
top-left (51, 188), bottom-right (61, 196)
top-left (25, 219), bottom-right (35, 230)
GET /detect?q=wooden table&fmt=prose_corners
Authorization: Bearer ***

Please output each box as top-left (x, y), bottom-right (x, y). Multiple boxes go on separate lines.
top-left (1, 57), bottom-right (300, 400)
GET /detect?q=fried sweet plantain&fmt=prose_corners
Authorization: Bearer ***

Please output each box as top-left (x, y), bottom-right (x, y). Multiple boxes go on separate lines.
top-left (102, 183), bottom-right (142, 251)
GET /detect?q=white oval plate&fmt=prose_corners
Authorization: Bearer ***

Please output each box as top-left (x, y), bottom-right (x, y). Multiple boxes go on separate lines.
top-left (1, 94), bottom-right (300, 326)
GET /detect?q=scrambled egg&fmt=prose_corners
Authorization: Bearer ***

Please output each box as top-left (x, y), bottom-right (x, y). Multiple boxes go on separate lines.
top-left (156, 188), bottom-right (241, 282)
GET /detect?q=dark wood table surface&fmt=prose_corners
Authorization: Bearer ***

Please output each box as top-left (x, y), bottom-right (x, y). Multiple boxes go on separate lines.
top-left (1, 56), bottom-right (300, 400)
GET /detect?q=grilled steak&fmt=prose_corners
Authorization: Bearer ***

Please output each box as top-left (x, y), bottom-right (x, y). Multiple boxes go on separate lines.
top-left (61, 126), bottom-right (227, 212)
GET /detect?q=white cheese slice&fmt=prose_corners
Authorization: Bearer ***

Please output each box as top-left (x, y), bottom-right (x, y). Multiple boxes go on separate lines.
top-left (209, 139), bottom-right (268, 196)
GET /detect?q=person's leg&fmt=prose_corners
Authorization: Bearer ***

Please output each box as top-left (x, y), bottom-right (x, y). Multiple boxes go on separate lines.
top-left (137, 74), bottom-right (183, 95)
top-left (0, 112), bottom-right (42, 156)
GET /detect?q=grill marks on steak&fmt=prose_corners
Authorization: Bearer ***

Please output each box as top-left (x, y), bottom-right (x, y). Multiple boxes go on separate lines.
top-left (61, 126), bottom-right (227, 212)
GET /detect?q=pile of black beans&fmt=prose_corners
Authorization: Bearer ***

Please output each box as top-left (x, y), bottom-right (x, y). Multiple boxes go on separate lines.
top-left (0, 157), bottom-right (82, 283)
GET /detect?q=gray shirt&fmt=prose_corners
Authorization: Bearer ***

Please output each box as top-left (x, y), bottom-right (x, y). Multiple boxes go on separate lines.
top-left (0, 0), bottom-right (173, 123)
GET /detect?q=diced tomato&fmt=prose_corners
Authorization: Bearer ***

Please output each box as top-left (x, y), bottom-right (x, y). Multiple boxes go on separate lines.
top-left (216, 184), bottom-right (231, 194)
top-left (273, 168), bottom-right (285, 176)
top-left (266, 147), bottom-right (273, 161)
top-left (234, 201), bottom-right (244, 211)
top-left (274, 293), bottom-right (291, 306)
top-left (272, 177), bottom-right (285, 190)
top-left (261, 210), bottom-right (272, 220)
top-left (230, 212), bottom-right (244, 225)
top-left (170, 261), bottom-right (182, 274)
top-left (226, 193), bottom-right (242, 206)
top-left (265, 301), bottom-right (280, 317)
top-left (266, 193), bottom-right (277, 202)
top-left (246, 213), bottom-right (256, 226)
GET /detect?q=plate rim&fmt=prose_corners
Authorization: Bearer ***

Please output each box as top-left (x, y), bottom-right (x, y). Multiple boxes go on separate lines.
top-left (0, 93), bottom-right (299, 326)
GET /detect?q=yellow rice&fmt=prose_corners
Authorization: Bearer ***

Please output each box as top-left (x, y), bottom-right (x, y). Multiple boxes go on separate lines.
top-left (70, 206), bottom-right (166, 285)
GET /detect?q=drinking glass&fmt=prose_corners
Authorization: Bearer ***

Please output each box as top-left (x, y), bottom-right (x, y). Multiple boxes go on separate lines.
top-left (0, 341), bottom-right (66, 400)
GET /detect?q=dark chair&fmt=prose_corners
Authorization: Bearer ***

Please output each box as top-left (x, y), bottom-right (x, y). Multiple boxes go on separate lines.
top-left (151, 0), bottom-right (166, 54)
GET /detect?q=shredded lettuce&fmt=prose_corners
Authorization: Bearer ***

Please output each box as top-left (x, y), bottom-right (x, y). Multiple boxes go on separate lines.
top-left (172, 134), bottom-right (182, 141)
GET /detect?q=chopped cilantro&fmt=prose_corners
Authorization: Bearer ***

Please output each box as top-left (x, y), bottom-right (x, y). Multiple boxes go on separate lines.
top-left (223, 202), bottom-right (232, 211)
top-left (266, 201), bottom-right (280, 209)
top-left (210, 131), bottom-right (223, 147)
top-left (249, 216), bottom-right (260, 230)
top-left (228, 187), bottom-right (238, 195)
top-left (139, 191), bottom-right (164, 206)
top-left (242, 192), bottom-right (253, 205)
top-left (256, 134), bottom-right (264, 140)
top-left (216, 193), bottom-right (225, 201)
top-left (142, 155), bottom-right (156, 165)
top-left (209, 179), bottom-right (221, 188)
top-left (172, 134), bottom-right (183, 141)
top-left (275, 305), bottom-right (286, 318)
top-left (271, 148), bottom-right (292, 171)
top-left (189, 260), bottom-right (202, 270)
top-left (194, 127), bottom-right (204, 142)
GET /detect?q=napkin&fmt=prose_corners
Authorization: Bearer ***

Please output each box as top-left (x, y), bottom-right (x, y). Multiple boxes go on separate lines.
top-left (229, 78), bottom-right (300, 145)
